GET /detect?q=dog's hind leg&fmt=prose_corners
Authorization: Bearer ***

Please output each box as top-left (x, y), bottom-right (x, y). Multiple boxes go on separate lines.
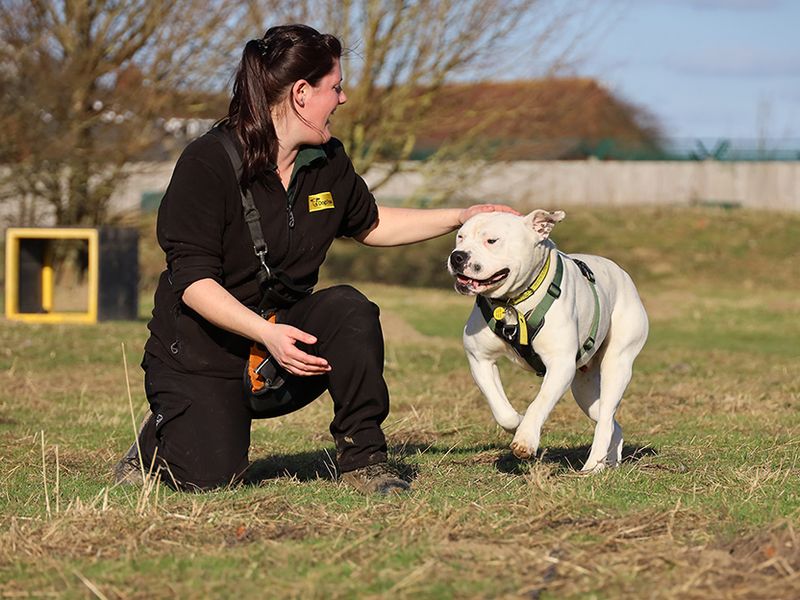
top-left (608, 421), bottom-right (623, 467)
top-left (581, 353), bottom-right (636, 472)
top-left (581, 293), bottom-right (648, 472)
top-left (571, 363), bottom-right (601, 421)
top-left (572, 362), bottom-right (624, 469)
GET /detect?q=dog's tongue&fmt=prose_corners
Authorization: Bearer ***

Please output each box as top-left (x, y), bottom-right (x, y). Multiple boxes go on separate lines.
top-left (457, 275), bottom-right (481, 289)
top-left (456, 268), bottom-right (509, 292)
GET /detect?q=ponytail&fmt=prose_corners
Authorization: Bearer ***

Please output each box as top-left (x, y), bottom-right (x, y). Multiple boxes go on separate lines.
top-left (226, 25), bottom-right (342, 188)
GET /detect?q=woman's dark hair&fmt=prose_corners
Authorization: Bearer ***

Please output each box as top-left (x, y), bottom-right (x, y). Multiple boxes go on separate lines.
top-left (226, 24), bottom-right (342, 186)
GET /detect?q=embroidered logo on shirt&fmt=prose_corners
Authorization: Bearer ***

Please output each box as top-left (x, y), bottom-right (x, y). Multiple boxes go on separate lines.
top-left (308, 192), bottom-right (334, 212)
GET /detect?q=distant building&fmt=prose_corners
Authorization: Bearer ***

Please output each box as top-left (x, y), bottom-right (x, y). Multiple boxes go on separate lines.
top-left (408, 78), bottom-right (664, 160)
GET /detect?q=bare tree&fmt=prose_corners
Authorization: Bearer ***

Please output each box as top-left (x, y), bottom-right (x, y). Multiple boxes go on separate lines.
top-left (247, 0), bottom-right (609, 190)
top-left (0, 0), bottom-right (253, 227)
top-left (0, 0), bottom-right (615, 225)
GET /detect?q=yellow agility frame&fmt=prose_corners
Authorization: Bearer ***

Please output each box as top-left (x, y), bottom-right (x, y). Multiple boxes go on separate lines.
top-left (4, 228), bottom-right (99, 324)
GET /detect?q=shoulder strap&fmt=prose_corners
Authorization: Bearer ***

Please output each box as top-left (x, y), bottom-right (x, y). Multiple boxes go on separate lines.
top-left (206, 126), bottom-right (313, 306)
top-left (207, 127), bottom-right (271, 287)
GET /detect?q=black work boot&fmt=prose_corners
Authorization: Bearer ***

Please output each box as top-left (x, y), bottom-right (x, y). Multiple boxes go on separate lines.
top-left (113, 413), bottom-right (152, 486)
top-left (340, 462), bottom-right (410, 495)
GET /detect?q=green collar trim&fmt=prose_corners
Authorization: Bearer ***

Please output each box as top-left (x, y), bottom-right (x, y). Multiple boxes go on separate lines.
top-left (290, 145), bottom-right (327, 180)
top-left (286, 145), bottom-right (328, 208)
top-left (264, 146), bottom-right (326, 176)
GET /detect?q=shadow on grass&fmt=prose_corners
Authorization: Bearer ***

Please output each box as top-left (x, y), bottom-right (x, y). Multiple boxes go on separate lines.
top-left (496, 443), bottom-right (658, 475)
top-left (243, 443), bottom-right (657, 484)
top-left (391, 441), bottom-right (657, 475)
top-left (244, 449), bottom-right (419, 485)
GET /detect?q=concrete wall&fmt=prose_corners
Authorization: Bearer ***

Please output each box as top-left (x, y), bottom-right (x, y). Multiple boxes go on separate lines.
top-left (370, 160), bottom-right (800, 212)
top-left (6, 160), bottom-right (799, 226)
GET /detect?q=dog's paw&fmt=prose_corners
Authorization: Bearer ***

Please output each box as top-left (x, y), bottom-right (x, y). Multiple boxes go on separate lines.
top-left (580, 460), bottom-right (607, 473)
top-left (510, 439), bottom-right (536, 460)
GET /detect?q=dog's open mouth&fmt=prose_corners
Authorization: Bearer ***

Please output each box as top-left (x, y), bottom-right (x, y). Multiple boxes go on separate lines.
top-left (455, 268), bottom-right (510, 293)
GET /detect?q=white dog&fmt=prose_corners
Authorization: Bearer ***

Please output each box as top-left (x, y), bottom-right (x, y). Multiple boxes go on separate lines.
top-left (447, 209), bottom-right (648, 472)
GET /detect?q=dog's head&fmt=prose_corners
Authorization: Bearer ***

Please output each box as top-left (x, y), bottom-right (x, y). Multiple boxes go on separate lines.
top-left (447, 209), bottom-right (565, 299)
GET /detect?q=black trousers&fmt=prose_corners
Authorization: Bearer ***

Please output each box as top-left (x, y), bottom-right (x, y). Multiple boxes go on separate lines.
top-left (137, 285), bottom-right (390, 491)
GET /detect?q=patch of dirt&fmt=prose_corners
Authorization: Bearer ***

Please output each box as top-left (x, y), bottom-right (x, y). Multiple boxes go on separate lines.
top-left (380, 308), bottom-right (430, 344)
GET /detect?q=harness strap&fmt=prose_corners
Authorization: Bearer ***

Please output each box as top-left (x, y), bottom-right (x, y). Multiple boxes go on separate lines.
top-left (476, 252), bottom-right (601, 376)
top-left (476, 253), bottom-right (563, 376)
top-left (571, 257), bottom-right (600, 363)
top-left (207, 126), bottom-right (311, 308)
top-left (523, 252), bottom-right (564, 331)
top-left (477, 297), bottom-right (547, 376)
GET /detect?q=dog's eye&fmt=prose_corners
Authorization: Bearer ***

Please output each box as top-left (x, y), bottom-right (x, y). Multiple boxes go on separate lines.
top-left (487, 238), bottom-right (498, 245)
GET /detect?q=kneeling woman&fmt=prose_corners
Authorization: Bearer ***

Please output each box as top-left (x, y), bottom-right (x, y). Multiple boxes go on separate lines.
top-left (115, 24), bottom-right (513, 494)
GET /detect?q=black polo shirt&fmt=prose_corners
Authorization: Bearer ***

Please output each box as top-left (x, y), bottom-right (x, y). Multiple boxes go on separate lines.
top-left (144, 131), bottom-right (378, 377)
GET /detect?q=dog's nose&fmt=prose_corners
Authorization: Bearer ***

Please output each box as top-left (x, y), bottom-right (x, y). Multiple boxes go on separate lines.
top-left (449, 250), bottom-right (469, 270)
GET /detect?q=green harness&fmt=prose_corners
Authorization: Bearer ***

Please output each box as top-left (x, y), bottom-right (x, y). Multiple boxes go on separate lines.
top-left (476, 251), bottom-right (600, 377)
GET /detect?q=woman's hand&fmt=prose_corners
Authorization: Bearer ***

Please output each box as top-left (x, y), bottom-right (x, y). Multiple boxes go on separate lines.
top-left (457, 203), bottom-right (520, 225)
top-left (260, 322), bottom-right (331, 377)
top-left (181, 279), bottom-right (330, 378)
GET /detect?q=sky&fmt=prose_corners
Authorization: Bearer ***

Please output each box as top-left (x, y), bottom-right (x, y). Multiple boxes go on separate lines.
top-left (523, 0), bottom-right (800, 141)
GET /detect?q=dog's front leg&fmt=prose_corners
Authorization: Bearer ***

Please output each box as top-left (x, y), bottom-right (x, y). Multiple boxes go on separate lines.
top-left (511, 362), bottom-right (576, 459)
top-left (467, 356), bottom-right (524, 433)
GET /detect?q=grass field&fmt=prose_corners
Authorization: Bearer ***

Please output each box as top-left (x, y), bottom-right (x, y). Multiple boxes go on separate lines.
top-left (1, 206), bottom-right (799, 598)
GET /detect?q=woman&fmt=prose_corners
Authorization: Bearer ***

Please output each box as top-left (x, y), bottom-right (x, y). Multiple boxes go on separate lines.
top-left (115, 24), bottom-right (514, 494)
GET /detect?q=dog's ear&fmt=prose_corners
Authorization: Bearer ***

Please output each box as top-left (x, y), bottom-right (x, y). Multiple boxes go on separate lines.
top-left (525, 209), bottom-right (566, 239)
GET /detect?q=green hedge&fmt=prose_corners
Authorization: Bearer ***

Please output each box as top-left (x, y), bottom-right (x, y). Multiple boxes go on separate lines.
top-left (321, 235), bottom-right (458, 289)
top-left (136, 205), bottom-right (800, 293)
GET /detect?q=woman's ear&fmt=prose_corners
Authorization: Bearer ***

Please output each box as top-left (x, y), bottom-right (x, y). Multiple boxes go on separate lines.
top-left (292, 80), bottom-right (308, 108)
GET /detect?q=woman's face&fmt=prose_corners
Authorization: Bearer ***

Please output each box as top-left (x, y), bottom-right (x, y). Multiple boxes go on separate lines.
top-left (296, 59), bottom-right (347, 144)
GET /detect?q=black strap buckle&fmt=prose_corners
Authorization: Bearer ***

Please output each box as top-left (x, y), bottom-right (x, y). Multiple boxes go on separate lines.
top-left (572, 258), bottom-right (596, 283)
top-left (255, 248), bottom-right (272, 280)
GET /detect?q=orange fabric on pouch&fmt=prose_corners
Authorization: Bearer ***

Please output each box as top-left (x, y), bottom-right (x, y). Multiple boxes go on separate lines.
top-left (247, 313), bottom-right (277, 393)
